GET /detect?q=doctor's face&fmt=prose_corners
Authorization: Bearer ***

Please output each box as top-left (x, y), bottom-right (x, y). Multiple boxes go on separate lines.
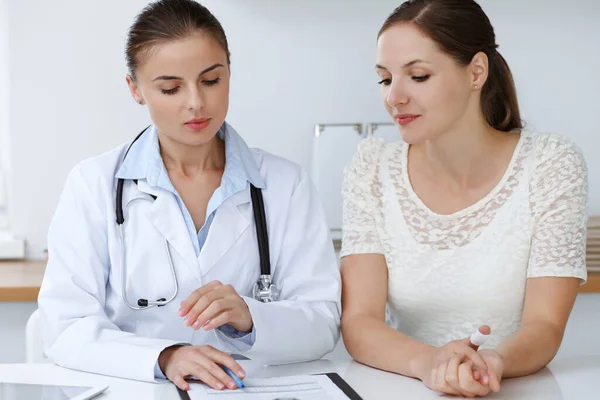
top-left (127, 32), bottom-right (230, 146)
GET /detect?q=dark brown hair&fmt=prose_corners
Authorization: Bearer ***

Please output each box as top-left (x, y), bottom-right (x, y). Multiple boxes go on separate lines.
top-left (125, 0), bottom-right (230, 79)
top-left (379, 0), bottom-right (522, 132)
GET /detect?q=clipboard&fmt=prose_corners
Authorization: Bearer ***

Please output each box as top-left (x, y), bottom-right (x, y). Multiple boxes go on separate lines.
top-left (320, 372), bottom-right (363, 399)
top-left (177, 372), bottom-right (363, 399)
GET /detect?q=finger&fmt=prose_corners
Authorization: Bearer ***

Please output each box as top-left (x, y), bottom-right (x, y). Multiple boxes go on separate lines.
top-left (179, 281), bottom-right (223, 317)
top-left (184, 290), bottom-right (224, 328)
top-left (488, 369), bottom-right (502, 392)
top-left (189, 364), bottom-right (228, 391)
top-left (444, 353), bottom-right (466, 394)
top-left (202, 346), bottom-right (246, 379)
top-left (434, 361), bottom-right (461, 396)
top-left (201, 309), bottom-right (234, 331)
top-left (460, 347), bottom-right (489, 377)
top-left (171, 374), bottom-right (190, 392)
top-left (466, 325), bottom-right (491, 350)
top-left (193, 299), bottom-right (230, 330)
top-left (197, 360), bottom-right (239, 390)
top-left (459, 361), bottom-right (490, 397)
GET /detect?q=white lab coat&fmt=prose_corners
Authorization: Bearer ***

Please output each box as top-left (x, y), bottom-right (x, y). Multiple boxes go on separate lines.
top-left (38, 142), bottom-right (341, 382)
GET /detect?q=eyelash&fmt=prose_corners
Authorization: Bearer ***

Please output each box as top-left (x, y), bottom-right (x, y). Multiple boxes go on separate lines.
top-left (413, 75), bottom-right (430, 82)
top-left (160, 78), bottom-right (221, 95)
top-left (204, 77), bottom-right (221, 87)
top-left (161, 87), bottom-right (179, 95)
top-left (377, 75), bottom-right (431, 86)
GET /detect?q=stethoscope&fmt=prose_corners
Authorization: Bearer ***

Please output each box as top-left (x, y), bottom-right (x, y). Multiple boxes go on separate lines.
top-left (116, 127), bottom-right (280, 311)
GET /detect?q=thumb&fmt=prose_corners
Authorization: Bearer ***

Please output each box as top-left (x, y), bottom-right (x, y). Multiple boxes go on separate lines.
top-left (464, 325), bottom-right (491, 350)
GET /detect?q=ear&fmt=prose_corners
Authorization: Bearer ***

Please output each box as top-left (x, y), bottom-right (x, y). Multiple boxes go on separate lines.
top-left (126, 75), bottom-right (144, 105)
top-left (469, 51), bottom-right (489, 91)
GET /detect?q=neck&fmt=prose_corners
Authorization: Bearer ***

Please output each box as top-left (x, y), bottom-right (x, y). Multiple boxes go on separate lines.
top-left (158, 133), bottom-right (225, 178)
top-left (413, 113), bottom-right (506, 189)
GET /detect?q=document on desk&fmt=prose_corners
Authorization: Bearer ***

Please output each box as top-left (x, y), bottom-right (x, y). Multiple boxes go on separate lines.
top-left (187, 375), bottom-right (350, 400)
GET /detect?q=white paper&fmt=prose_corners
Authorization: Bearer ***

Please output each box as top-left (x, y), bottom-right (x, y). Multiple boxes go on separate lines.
top-left (187, 375), bottom-right (351, 400)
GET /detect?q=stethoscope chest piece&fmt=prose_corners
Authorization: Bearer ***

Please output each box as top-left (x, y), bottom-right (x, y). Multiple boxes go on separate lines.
top-left (253, 275), bottom-right (281, 303)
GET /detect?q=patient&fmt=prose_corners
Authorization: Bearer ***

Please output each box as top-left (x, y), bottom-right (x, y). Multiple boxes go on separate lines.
top-left (340, 0), bottom-right (588, 397)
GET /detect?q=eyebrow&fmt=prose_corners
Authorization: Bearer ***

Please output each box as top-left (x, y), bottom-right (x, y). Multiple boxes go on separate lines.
top-left (375, 59), bottom-right (431, 70)
top-left (152, 63), bottom-right (225, 81)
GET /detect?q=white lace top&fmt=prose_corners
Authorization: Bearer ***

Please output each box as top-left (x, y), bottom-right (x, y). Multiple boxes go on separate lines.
top-left (340, 131), bottom-right (588, 348)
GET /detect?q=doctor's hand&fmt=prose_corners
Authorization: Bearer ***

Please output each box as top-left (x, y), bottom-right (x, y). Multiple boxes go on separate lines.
top-left (158, 345), bottom-right (246, 391)
top-left (178, 280), bottom-right (253, 333)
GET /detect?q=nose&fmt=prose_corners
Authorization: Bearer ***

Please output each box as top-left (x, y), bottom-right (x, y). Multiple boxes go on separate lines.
top-left (186, 86), bottom-right (204, 112)
top-left (386, 79), bottom-right (409, 108)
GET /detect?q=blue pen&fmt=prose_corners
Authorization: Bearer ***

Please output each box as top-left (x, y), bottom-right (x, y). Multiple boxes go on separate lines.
top-left (221, 365), bottom-right (245, 388)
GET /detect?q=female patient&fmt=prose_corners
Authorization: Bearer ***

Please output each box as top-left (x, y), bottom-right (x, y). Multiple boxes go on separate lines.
top-left (341, 0), bottom-right (587, 397)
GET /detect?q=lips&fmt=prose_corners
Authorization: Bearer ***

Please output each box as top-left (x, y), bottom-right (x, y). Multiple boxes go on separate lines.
top-left (395, 114), bottom-right (421, 126)
top-left (185, 118), bottom-right (211, 131)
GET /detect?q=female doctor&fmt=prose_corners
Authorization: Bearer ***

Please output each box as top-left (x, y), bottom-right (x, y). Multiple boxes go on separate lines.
top-left (37, 0), bottom-right (340, 392)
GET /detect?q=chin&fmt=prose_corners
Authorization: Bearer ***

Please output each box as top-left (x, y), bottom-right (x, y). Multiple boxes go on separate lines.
top-left (164, 128), bottom-right (217, 148)
top-left (398, 122), bottom-right (443, 145)
top-left (398, 127), bottom-right (428, 145)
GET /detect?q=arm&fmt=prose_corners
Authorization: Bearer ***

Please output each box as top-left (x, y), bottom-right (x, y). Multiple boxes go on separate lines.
top-left (339, 139), bottom-right (432, 375)
top-left (216, 168), bottom-right (341, 364)
top-left (495, 277), bottom-right (580, 377)
top-left (341, 254), bottom-right (435, 377)
top-left (491, 135), bottom-right (588, 378)
top-left (39, 165), bottom-right (183, 382)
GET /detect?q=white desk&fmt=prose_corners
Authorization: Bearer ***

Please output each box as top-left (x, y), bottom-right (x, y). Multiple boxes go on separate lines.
top-left (1, 356), bottom-right (599, 399)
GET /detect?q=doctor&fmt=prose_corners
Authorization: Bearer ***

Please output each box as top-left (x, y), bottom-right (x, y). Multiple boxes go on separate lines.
top-left (38, 0), bottom-right (341, 392)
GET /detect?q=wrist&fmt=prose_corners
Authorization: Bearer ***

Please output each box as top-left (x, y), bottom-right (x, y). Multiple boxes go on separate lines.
top-left (158, 345), bottom-right (182, 373)
top-left (409, 345), bottom-right (435, 380)
top-left (232, 320), bottom-right (253, 333)
top-left (233, 302), bottom-right (253, 333)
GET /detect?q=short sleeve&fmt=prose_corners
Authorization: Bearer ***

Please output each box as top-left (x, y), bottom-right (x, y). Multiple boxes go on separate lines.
top-left (340, 138), bottom-right (386, 257)
top-left (527, 134), bottom-right (588, 283)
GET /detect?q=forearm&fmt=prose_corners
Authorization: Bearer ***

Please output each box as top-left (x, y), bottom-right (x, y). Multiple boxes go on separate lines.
top-left (495, 321), bottom-right (563, 378)
top-left (342, 314), bottom-right (434, 379)
top-left (237, 298), bottom-right (340, 364)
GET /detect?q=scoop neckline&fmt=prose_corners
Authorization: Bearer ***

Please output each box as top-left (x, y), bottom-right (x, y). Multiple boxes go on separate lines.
top-left (400, 132), bottom-right (527, 220)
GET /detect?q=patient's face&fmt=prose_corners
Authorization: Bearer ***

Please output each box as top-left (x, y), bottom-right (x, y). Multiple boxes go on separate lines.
top-left (126, 31), bottom-right (230, 147)
top-left (376, 23), bottom-right (474, 144)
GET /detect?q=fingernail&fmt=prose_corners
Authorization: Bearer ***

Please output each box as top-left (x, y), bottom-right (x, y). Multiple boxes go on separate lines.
top-left (238, 371), bottom-right (245, 378)
top-left (192, 320), bottom-right (201, 329)
top-left (178, 308), bottom-right (186, 317)
top-left (483, 376), bottom-right (489, 384)
top-left (184, 317), bottom-right (191, 326)
top-left (203, 324), bottom-right (211, 331)
top-left (183, 384), bottom-right (189, 391)
top-left (218, 383), bottom-right (225, 390)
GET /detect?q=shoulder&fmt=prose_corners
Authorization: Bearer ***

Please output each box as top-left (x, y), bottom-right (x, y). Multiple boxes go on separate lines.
top-left (250, 148), bottom-right (308, 192)
top-left (65, 142), bottom-right (129, 192)
top-left (529, 131), bottom-right (587, 179)
top-left (344, 138), bottom-right (389, 182)
top-left (527, 131), bottom-right (588, 209)
top-left (352, 137), bottom-right (388, 166)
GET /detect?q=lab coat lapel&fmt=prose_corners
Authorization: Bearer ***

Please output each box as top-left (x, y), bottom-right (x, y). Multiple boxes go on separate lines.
top-left (198, 188), bottom-right (252, 276)
top-left (136, 181), bottom-right (201, 284)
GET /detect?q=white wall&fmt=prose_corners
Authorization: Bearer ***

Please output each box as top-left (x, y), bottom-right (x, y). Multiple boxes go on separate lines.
top-left (0, 0), bottom-right (10, 227)
top-left (6, 0), bottom-right (600, 258)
